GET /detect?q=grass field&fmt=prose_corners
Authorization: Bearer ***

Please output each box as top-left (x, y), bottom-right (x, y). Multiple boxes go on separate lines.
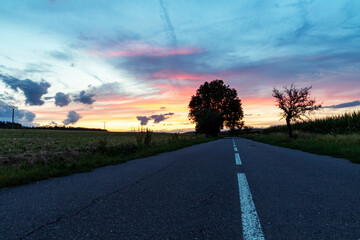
top-left (0, 129), bottom-right (216, 189)
top-left (242, 111), bottom-right (360, 163)
top-left (242, 131), bottom-right (360, 163)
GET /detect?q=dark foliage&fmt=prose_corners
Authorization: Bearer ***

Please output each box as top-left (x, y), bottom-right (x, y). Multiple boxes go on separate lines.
top-left (188, 80), bottom-right (244, 136)
top-left (194, 107), bottom-right (221, 137)
top-left (272, 84), bottom-right (321, 137)
top-left (0, 121), bottom-right (23, 129)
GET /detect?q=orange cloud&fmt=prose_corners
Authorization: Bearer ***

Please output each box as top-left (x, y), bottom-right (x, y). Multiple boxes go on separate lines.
top-left (242, 97), bottom-right (274, 107)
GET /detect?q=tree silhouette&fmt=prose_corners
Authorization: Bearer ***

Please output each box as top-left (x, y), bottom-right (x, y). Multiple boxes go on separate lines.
top-left (189, 80), bottom-right (244, 136)
top-left (272, 84), bottom-right (321, 138)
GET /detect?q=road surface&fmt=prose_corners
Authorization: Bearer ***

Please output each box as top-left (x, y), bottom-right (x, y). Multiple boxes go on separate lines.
top-left (1, 138), bottom-right (360, 239)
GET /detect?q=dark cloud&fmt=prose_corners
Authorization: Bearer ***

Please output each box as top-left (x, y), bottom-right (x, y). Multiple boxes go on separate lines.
top-left (55, 92), bottom-right (71, 107)
top-left (113, 50), bottom-right (210, 78)
top-left (160, 107), bottom-right (166, 110)
top-left (50, 121), bottom-right (58, 126)
top-left (137, 112), bottom-right (174, 125)
top-left (326, 100), bottom-right (360, 109)
top-left (0, 100), bottom-right (36, 123)
top-left (95, 82), bottom-right (121, 96)
top-left (73, 90), bottom-right (96, 105)
top-left (62, 111), bottom-right (82, 125)
top-left (25, 111), bottom-right (36, 122)
top-left (225, 51), bottom-right (360, 83)
top-left (137, 116), bottom-right (151, 125)
top-left (0, 74), bottom-right (51, 106)
top-left (150, 114), bottom-right (167, 124)
top-left (87, 82), bottom-right (136, 100)
top-left (150, 112), bottom-right (174, 123)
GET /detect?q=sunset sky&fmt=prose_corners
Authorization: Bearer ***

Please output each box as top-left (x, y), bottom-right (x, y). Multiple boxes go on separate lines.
top-left (0, 0), bottom-right (359, 132)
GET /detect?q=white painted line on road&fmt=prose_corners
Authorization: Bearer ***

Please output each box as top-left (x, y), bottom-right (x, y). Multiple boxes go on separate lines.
top-left (235, 153), bottom-right (242, 165)
top-left (234, 146), bottom-right (238, 152)
top-left (237, 173), bottom-right (265, 240)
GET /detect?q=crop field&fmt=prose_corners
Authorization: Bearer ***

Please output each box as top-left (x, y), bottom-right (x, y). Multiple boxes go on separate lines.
top-left (264, 111), bottom-right (360, 135)
top-left (0, 129), bottom-right (171, 159)
top-left (0, 129), bottom-right (213, 188)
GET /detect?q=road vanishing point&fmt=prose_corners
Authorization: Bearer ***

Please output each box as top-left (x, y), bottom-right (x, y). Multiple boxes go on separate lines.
top-left (1, 138), bottom-right (360, 239)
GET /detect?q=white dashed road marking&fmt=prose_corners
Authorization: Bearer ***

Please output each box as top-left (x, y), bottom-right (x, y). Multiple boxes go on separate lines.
top-left (235, 153), bottom-right (242, 165)
top-left (237, 173), bottom-right (265, 240)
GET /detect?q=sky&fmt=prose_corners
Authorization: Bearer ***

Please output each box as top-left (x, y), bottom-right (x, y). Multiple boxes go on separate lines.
top-left (0, 0), bottom-right (359, 132)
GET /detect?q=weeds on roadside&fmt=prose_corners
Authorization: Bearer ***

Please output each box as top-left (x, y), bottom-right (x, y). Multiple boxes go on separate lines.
top-left (171, 133), bottom-right (181, 141)
top-left (97, 136), bottom-right (108, 153)
top-left (144, 128), bottom-right (153, 146)
top-left (134, 127), bottom-right (153, 146)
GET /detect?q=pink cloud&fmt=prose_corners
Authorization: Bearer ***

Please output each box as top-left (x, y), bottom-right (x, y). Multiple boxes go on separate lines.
top-left (153, 70), bottom-right (214, 81)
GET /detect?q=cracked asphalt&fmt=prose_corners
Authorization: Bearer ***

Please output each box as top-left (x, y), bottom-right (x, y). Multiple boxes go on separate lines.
top-left (1, 138), bottom-right (360, 239)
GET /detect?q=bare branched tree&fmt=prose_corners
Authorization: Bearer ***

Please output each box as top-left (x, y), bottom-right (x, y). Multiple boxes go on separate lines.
top-left (272, 84), bottom-right (321, 138)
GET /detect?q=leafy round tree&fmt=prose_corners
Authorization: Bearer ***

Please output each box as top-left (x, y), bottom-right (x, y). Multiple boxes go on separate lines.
top-left (188, 80), bottom-right (244, 136)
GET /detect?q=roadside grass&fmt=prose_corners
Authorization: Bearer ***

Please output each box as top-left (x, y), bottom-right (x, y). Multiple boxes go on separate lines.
top-left (241, 131), bottom-right (360, 163)
top-left (0, 129), bottom-right (217, 189)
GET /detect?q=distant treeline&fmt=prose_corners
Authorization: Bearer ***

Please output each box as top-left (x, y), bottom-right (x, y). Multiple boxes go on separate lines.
top-left (0, 121), bottom-right (107, 132)
top-left (0, 121), bottom-right (23, 129)
top-left (264, 111), bottom-right (360, 135)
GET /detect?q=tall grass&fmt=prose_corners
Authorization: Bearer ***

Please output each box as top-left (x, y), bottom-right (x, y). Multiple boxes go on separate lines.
top-left (264, 111), bottom-right (360, 135)
top-left (133, 127), bottom-right (153, 146)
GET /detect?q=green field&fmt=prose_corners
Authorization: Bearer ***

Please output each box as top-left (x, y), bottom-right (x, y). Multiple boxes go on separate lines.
top-left (0, 129), bottom-right (215, 189)
top-left (242, 131), bottom-right (360, 163)
top-left (241, 111), bottom-right (360, 163)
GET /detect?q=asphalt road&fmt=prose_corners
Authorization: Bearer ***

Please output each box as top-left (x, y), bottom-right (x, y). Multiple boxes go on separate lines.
top-left (1, 138), bottom-right (360, 239)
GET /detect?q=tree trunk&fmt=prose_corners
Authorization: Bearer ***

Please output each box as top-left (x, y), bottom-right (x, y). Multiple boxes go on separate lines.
top-left (286, 117), bottom-right (293, 138)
